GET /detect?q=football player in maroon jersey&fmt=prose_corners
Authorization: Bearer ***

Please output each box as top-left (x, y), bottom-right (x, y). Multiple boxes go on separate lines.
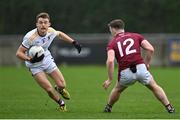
top-left (103, 19), bottom-right (175, 113)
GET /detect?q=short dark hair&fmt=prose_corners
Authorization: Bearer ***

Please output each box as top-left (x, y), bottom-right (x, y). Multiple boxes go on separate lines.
top-left (36, 12), bottom-right (50, 22)
top-left (108, 19), bottom-right (125, 29)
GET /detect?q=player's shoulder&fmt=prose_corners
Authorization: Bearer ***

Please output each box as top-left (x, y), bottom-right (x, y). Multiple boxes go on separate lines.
top-left (24, 28), bottom-right (38, 41)
top-left (24, 29), bottom-right (36, 37)
top-left (47, 27), bottom-right (59, 36)
top-left (126, 32), bottom-right (144, 40)
top-left (107, 38), bottom-right (116, 48)
top-left (48, 27), bottom-right (57, 33)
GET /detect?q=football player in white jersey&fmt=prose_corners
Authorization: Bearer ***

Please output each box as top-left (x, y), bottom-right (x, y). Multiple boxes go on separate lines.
top-left (16, 12), bottom-right (82, 111)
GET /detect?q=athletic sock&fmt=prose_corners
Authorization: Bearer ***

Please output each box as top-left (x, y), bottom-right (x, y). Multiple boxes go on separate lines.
top-left (104, 104), bottom-right (112, 112)
top-left (107, 104), bottom-right (112, 108)
top-left (165, 103), bottom-right (175, 113)
top-left (57, 99), bottom-right (65, 106)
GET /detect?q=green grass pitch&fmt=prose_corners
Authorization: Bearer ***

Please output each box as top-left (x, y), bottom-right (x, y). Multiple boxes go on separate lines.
top-left (0, 65), bottom-right (179, 119)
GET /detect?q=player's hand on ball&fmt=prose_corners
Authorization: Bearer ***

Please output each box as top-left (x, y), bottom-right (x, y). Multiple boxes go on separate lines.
top-left (30, 53), bottom-right (44, 63)
top-left (72, 41), bottom-right (82, 53)
top-left (103, 79), bottom-right (112, 90)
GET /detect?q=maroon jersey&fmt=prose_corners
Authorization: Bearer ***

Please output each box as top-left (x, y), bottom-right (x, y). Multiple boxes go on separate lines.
top-left (107, 32), bottom-right (145, 72)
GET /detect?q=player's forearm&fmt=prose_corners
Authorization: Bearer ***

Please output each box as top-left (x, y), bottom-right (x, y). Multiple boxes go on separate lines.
top-left (58, 31), bottom-right (74, 43)
top-left (145, 51), bottom-right (153, 65)
top-left (16, 51), bottom-right (31, 61)
top-left (107, 61), bottom-right (114, 81)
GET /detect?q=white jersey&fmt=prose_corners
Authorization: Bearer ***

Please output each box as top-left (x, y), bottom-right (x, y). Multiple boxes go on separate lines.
top-left (22, 27), bottom-right (58, 68)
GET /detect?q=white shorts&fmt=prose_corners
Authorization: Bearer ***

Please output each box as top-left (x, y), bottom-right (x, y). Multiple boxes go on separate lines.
top-left (28, 56), bottom-right (57, 75)
top-left (119, 64), bottom-right (152, 86)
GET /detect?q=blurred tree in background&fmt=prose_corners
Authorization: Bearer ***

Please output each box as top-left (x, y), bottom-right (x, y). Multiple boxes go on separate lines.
top-left (0, 0), bottom-right (180, 34)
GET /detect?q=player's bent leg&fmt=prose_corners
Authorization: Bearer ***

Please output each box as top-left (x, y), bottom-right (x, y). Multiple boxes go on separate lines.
top-left (34, 72), bottom-right (68, 111)
top-left (146, 78), bottom-right (175, 113)
top-left (49, 69), bottom-right (66, 88)
top-left (33, 72), bottom-right (60, 101)
top-left (49, 69), bottom-right (70, 100)
top-left (104, 82), bottom-right (127, 112)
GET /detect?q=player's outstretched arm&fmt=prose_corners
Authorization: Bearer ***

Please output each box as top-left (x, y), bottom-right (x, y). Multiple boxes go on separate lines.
top-left (57, 31), bottom-right (82, 53)
top-left (103, 50), bottom-right (115, 90)
top-left (57, 31), bottom-right (74, 43)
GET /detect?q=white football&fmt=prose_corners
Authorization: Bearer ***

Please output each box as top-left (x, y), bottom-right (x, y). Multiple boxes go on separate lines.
top-left (28, 46), bottom-right (44, 58)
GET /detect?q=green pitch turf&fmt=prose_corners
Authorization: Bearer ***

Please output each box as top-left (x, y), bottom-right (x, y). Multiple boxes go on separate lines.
top-left (0, 65), bottom-right (179, 119)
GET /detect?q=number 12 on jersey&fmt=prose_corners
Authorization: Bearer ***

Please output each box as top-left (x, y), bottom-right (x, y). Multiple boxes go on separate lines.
top-left (117, 38), bottom-right (137, 57)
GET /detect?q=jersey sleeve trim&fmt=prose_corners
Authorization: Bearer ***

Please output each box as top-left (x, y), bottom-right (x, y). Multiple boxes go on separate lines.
top-left (21, 43), bottom-right (29, 49)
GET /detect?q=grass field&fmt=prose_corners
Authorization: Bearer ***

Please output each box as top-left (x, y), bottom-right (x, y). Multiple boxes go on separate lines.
top-left (0, 65), bottom-right (180, 119)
